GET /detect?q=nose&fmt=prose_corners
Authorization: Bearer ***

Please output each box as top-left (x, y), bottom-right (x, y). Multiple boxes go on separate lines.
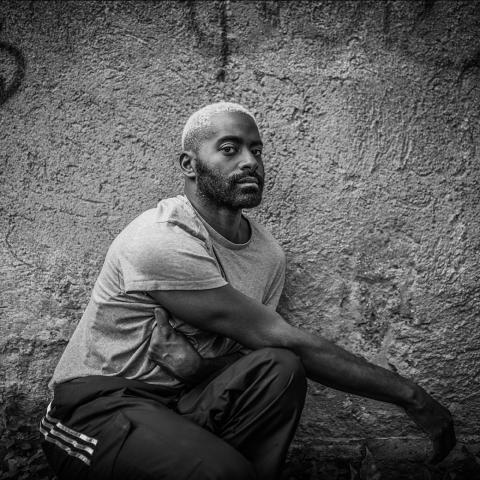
top-left (239, 147), bottom-right (259, 172)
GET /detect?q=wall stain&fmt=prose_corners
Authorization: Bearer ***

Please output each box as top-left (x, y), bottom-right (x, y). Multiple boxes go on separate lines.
top-left (418, 0), bottom-right (437, 21)
top-left (185, 0), bottom-right (211, 50)
top-left (185, 0), bottom-right (230, 83)
top-left (458, 48), bottom-right (480, 84)
top-left (259, 0), bottom-right (281, 28)
top-left (423, 0), bottom-right (437, 13)
top-left (383, 1), bottom-right (391, 35)
top-left (0, 20), bottom-right (26, 107)
top-left (411, 0), bottom-right (437, 32)
top-left (216, 0), bottom-right (229, 82)
top-left (4, 217), bottom-right (35, 268)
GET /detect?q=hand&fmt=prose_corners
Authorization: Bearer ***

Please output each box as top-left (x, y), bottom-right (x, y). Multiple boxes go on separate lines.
top-left (404, 386), bottom-right (456, 464)
top-left (148, 307), bottom-right (203, 384)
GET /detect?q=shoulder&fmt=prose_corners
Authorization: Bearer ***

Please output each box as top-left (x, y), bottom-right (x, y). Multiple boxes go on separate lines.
top-left (155, 195), bottom-right (211, 244)
top-left (108, 197), bottom-right (225, 291)
top-left (112, 196), bottom-right (212, 258)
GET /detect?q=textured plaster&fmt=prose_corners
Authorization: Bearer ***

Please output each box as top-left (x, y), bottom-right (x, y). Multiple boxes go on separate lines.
top-left (1, 1), bottom-right (479, 478)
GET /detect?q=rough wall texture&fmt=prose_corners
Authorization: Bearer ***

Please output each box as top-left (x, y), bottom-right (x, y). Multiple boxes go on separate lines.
top-left (1, 0), bottom-right (479, 478)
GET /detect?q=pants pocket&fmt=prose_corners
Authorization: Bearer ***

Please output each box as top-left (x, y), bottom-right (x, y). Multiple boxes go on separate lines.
top-left (88, 411), bottom-right (132, 480)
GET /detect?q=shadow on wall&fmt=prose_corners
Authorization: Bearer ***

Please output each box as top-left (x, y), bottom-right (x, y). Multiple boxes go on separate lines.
top-left (0, 19), bottom-right (26, 107)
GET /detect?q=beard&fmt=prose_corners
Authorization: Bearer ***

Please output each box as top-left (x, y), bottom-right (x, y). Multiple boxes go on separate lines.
top-left (195, 160), bottom-right (264, 210)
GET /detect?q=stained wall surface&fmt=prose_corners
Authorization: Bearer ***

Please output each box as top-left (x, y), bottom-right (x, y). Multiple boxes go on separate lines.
top-left (1, 1), bottom-right (479, 478)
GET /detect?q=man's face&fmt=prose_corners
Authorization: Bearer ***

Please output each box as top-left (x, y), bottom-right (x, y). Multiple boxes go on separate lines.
top-left (194, 111), bottom-right (265, 210)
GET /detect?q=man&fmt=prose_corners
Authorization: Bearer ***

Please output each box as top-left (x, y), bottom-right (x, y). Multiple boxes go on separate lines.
top-left (42, 102), bottom-right (455, 480)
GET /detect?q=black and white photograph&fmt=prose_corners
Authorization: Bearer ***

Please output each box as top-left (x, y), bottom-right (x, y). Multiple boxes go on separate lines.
top-left (1, 1), bottom-right (479, 479)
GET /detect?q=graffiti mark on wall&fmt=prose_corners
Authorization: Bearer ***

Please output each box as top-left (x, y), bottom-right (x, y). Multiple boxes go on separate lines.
top-left (460, 49), bottom-right (480, 80)
top-left (0, 21), bottom-right (26, 107)
top-left (216, 0), bottom-right (229, 82)
top-left (259, 1), bottom-right (281, 28)
top-left (185, 0), bottom-right (230, 83)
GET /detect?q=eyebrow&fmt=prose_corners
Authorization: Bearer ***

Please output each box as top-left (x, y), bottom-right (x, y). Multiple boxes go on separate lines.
top-left (215, 135), bottom-right (263, 147)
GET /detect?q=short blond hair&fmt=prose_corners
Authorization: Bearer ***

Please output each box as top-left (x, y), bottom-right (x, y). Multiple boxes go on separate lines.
top-left (182, 102), bottom-right (257, 151)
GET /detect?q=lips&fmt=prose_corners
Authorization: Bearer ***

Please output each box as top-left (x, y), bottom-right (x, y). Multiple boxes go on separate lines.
top-left (236, 176), bottom-right (259, 184)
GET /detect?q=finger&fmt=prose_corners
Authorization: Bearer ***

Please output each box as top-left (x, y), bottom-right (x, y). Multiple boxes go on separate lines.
top-left (428, 438), bottom-right (444, 464)
top-left (439, 422), bottom-right (457, 459)
top-left (443, 423), bottom-right (457, 459)
top-left (154, 307), bottom-right (170, 326)
top-left (428, 429), bottom-right (456, 465)
top-left (449, 424), bottom-right (457, 449)
top-left (153, 308), bottom-right (176, 338)
top-left (147, 324), bottom-right (160, 357)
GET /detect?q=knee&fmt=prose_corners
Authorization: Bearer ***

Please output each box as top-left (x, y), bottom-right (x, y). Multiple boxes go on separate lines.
top-left (253, 347), bottom-right (307, 395)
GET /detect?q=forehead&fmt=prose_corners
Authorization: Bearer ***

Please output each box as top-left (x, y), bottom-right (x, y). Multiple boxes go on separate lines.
top-left (203, 111), bottom-right (261, 144)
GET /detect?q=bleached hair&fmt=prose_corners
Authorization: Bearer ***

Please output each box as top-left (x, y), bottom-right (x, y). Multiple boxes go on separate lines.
top-left (181, 102), bottom-right (257, 151)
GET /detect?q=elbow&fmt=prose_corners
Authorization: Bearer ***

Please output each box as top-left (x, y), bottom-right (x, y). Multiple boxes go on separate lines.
top-left (247, 321), bottom-right (298, 351)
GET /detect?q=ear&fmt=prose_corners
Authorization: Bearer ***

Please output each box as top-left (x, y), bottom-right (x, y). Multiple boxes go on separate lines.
top-left (178, 151), bottom-right (197, 179)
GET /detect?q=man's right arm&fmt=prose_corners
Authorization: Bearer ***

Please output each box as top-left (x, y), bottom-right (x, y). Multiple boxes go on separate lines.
top-left (149, 284), bottom-right (455, 463)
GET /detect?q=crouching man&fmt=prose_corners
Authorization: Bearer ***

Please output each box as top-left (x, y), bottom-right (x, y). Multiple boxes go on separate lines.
top-left (41, 102), bottom-right (455, 480)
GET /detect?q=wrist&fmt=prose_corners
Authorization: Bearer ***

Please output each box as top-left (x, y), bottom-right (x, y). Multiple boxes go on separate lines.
top-left (402, 381), bottom-right (427, 411)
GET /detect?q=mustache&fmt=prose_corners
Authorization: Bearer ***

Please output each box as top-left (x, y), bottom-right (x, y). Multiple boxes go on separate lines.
top-left (230, 171), bottom-right (264, 186)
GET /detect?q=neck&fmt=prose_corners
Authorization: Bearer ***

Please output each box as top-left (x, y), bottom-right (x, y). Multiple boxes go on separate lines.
top-left (185, 190), bottom-right (249, 244)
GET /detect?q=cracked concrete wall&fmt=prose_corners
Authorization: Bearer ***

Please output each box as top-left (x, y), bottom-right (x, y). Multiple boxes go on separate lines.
top-left (1, 0), bottom-right (479, 478)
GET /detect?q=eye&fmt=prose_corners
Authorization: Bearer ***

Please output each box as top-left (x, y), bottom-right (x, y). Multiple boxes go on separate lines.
top-left (252, 148), bottom-right (263, 157)
top-left (220, 144), bottom-right (238, 155)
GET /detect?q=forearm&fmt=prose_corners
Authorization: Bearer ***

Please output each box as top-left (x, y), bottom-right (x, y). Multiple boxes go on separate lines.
top-left (168, 292), bottom-right (419, 407)
top-left (280, 326), bottom-right (419, 408)
top-left (222, 308), bottom-right (418, 408)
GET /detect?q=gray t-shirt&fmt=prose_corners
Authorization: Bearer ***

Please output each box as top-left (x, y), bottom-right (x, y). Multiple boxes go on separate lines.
top-left (50, 195), bottom-right (286, 390)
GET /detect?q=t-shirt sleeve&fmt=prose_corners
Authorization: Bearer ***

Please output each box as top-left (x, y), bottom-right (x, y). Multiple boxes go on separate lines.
top-left (263, 248), bottom-right (286, 309)
top-left (117, 222), bottom-right (228, 293)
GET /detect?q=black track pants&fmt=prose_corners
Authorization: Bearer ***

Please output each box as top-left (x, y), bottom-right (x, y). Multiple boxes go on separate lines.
top-left (41, 347), bottom-right (307, 480)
